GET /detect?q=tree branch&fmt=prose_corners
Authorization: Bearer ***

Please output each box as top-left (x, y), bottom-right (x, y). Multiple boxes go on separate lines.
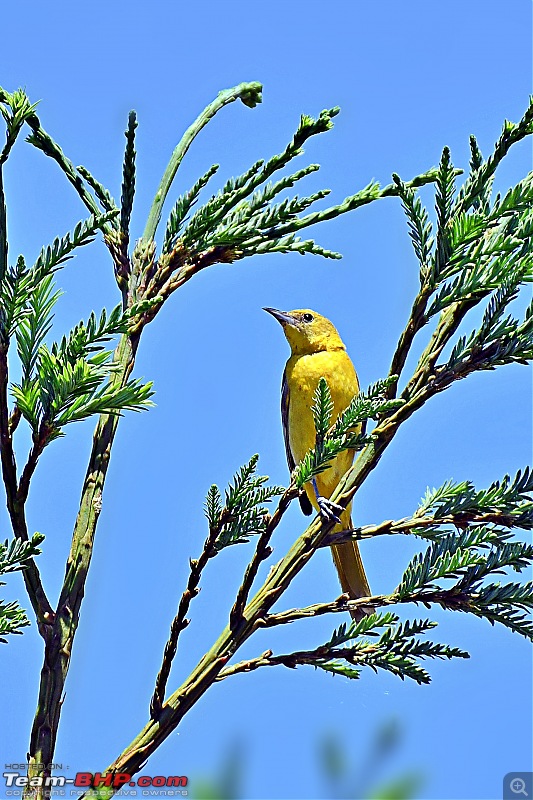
top-left (24, 116), bottom-right (104, 223)
top-left (0, 346), bottom-right (53, 626)
top-left (230, 485), bottom-right (297, 627)
top-left (149, 507), bottom-right (231, 720)
top-left (319, 508), bottom-right (529, 548)
top-left (260, 593), bottom-right (391, 630)
top-left (246, 167), bottom-right (447, 245)
top-left (403, 297), bottom-right (478, 400)
top-left (0, 165), bottom-right (7, 283)
top-left (27, 331), bottom-right (140, 787)
top-left (142, 82), bottom-right (263, 242)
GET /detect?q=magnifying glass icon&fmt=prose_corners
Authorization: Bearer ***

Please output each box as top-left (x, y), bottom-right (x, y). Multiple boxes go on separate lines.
top-left (511, 778), bottom-right (529, 797)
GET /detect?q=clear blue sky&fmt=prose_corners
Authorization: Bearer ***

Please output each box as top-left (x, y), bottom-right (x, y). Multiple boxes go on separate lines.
top-left (0, 1), bottom-right (531, 799)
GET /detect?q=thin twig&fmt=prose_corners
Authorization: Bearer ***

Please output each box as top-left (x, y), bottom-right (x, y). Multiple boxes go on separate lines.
top-left (149, 509), bottom-right (230, 719)
top-left (24, 117), bottom-right (103, 222)
top-left (260, 593), bottom-right (391, 629)
top-left (387, 285), bottom-right (432, 397)
top-left (230, 485), bottom-right (298, 628)
top-left (404, 298), bottom-right (478, 399)
top-left (78, 267), bottom-right (528, 796)
top-left (217, 641), bottom-right (384, 678)
top-left (257, 584), bottom-right (476, 631)
top-left (17, 440), bottom-right (45, 505)
top-left (8, 405), bottom-right (21, 436)
top-left (0, 166), bottom-right (7, 282)
top-left (318, 509), bottom-right (526, 548)
top-left (0, 347), bottom-right (53, 625)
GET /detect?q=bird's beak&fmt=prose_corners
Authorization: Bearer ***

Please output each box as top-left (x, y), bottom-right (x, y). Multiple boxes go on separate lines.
top-left (263, 307), bottom-right (295, 327)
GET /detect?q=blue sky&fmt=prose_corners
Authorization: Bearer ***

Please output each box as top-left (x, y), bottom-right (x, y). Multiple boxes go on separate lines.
top-left (0, 1), bottom-right (532, 799)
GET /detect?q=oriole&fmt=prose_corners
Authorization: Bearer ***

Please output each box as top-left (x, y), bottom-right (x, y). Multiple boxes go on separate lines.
top-left (265, 307), bottom-right (370, 619)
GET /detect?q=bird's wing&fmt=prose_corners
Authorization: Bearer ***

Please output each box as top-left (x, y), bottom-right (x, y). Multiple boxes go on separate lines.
top-left (282, 368), bottom-right (313, 516)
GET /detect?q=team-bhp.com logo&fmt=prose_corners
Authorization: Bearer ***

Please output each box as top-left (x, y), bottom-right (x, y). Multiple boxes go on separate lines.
top-left (3, 771), bottom-right (188, 796)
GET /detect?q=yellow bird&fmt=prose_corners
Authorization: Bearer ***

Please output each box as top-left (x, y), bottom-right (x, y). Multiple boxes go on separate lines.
top-left (265, 307), bottom-right (370, 619)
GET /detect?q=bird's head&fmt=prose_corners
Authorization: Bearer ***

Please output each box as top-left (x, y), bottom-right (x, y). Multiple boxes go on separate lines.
top-left (264, 308), bottom-right (345, 355)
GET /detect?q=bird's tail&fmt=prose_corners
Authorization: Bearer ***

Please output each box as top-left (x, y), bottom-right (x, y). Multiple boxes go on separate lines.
top-left (330, 510), bottom-right (371, 622)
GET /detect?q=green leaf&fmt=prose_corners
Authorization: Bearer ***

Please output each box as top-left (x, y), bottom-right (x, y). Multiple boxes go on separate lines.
top-left (0, 600), bottom-right (31, 643)
top-left (163, 164), bottom-right (219, 254)
top-left (14, 301), bottom-right (152, 438)
top-left (0, 532), bottom-right (44, 575)
top-left (32, 211), bottom-right (119, 279)
top-left (205, 485), bottom-right (223, 531)
top-left (0, 88), bottom-right (39, 163)
top-left (417, 468), bottom-right (533, 528)
top-left (215, 455), bottom-right (284, 549)
top-left (0, 256), bottom-right (31, 342)
top-left (180, 108), bottom-right (339, 250)
top-left (311, 378), bottom-right (334, 442)
top-left (433, 146), bottom-right (456, 278)
top-left (77, 166), bottom-right (118, 217)
top-left (15, 274), bottom-right (61, 382)
top-left (120, 111), bottom-right (137, 236)
top-left (316, 616), bottom-right (468, 685)
top-left (0, 532), bottom-right (44, 644)
top-left (392, 174), bottom-right (433, 282)
top-left (52, 304), bottom-right (129, 364)
top-left (294, 377), bottom-right (403, 489)
top-left (327, 611), bottom-right (399, 647)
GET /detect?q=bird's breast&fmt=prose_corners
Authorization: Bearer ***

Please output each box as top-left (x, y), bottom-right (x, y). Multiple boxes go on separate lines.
top-left (285, 350), bottom-right (360, 465)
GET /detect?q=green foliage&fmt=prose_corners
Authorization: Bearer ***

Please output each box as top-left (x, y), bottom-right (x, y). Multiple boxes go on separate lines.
top-left (32, 211), bottom-right (119, 279)
top-left (13, 302), bottom-right (152, 440)
top-left (445, 280), bottom-right (533, 372)
top-left (205, 455), bottom-right (284, 549)
top-left (15, 274), bottom-right (61, 381)
top-left (77, 166), bottom-right (118, 218)
top-left (0, 208), bottom-right (116, 350)
top-left (204, 485), bottom-right (223, 532)
top-left (417, 468), bottom-right (533, 528)
top-left (155, 108), bottom-right (388, 265)
top-left (392, 175), bottom-right (433, 282)
top-left (163, 165), bottom-right (219, 254)
top-left (327, 609), bottom-right (399, 647)
top-left (398, 526), bottom-right (532, 590)
top-left (388, 470), bottom-right (533, 641)
top-left (0, 88), bottom-right (39, 164)
top-left (120, 111), bottom-right (137, 236)
top-left (0, 256), bottom-right (32, 344)
top-left (0, 600), bottom-right (30, 643)
top-left (306, 466), bottom-right (533, 681)
top-left (0, 211), bottom-right (117, 351)
top-left (53, 305), bottom-right (127, 362)
top-left (311, 376), bottom-right (334, 442)
top-left (465, 135), bottom-right (493, 214)
top-left (391, 99), bottom-right (533, 408)
top-left (316, 613), bottom-right (468, 684)
top-left (0, 532), bottom-right (44, 575)
top-left (0, 532), bottom-right (44, 644)
top-left (434, 146), bottom-right (456, 272)
top-left (295, 377), bottom-right (403, 488)
top-left (1, 81), bottom-right (532, 772)
top-left (455, 100), bottom-right (533, 218)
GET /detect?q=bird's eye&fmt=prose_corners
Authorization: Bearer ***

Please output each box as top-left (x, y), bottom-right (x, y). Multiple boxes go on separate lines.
top-left (302, 313), bottom-right (314, 323)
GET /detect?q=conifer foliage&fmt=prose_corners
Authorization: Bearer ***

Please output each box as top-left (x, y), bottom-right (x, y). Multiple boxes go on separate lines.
top-left (0, 82), bottom-right (531, 795)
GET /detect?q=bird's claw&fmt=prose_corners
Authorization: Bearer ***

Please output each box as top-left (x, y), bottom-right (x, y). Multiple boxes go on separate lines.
top-left (317, 496), bottom-right (343, 523)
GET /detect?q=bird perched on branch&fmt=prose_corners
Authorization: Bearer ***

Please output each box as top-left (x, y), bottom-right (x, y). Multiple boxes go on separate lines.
top-left (264, 307), bottom-right (370, 620)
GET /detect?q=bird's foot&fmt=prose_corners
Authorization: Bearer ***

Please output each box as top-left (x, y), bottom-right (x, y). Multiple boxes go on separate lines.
top-left (317, 496), bottom-right (344, 523)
